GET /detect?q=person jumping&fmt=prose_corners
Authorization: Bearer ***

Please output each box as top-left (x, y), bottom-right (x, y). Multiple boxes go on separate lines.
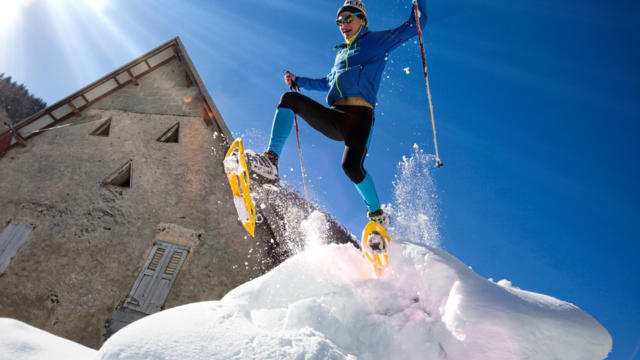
top-left (246, 0), bottom-right (428, 230)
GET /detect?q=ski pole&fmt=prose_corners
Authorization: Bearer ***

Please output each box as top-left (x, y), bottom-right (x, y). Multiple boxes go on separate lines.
top-left (413, 0), bottom-right (444, 168)
top-left (284, 71), bottom-right (310, 202)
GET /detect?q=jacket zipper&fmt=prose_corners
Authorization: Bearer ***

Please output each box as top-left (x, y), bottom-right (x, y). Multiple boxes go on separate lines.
top-left (336, 26), bottom-right (363, 99)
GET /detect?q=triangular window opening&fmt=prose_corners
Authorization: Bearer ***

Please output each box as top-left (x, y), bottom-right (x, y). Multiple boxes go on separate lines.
top-left (104, 160), bottom-right (132, 188)
top-left (157, 122), bottom-right (179, 143)
top-left (90, 117), bottom-right (112, 137)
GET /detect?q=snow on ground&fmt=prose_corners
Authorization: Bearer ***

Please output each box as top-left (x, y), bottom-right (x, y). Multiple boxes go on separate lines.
top-left (94, 240), bottom-right (611, 360)
top-left (0, 238), bottom-right (613, 360)
top-left (0, 318), bottom-right (97, 360)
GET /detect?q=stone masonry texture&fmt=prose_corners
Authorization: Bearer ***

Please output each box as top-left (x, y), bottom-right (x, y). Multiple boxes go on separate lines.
top-left (0, 56), bottom-right (278, 348)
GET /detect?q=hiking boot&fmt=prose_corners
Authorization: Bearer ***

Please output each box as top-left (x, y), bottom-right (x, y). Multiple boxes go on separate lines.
top-left (367, 208), bottom-right (390, 228)
top-left (245, 150), bottom-right (279, 182)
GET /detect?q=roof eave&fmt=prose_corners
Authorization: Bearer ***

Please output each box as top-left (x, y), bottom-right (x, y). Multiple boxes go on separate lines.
top-left (1, 37), bottom-right (231, 157)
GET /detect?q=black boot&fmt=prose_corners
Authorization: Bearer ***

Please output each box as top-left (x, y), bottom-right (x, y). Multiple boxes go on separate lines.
top-left (367, 208), bottom-right (390, 228)
top-left (245, 150), bottom-right (279, 182)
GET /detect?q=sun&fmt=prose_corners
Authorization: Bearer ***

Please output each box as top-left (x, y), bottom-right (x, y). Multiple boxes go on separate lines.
top-left (0, 0), bottom-right (37, 30)
top-left (0, 1), bottom-right (23, 30)
top-left (0, 0), bottom-right (111, 31)
top-left (83, 0), bottom-right (110, 11)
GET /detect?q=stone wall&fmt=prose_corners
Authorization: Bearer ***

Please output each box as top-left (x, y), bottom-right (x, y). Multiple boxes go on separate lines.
top-left (92, 59), bottom-right (204, 118)
top-left (0, 58), bottom-right (277, 348)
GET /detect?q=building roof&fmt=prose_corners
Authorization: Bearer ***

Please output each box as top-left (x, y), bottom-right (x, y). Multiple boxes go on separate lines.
top-left (0, 37), bottom-right (231, 157)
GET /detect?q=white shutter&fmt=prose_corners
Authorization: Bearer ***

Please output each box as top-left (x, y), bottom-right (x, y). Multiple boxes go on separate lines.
top-left (124, 241), bottom-right (189, 314)
top-left (0, 221), bottom-right (34, 274)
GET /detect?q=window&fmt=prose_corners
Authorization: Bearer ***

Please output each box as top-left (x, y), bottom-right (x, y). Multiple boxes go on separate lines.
top-left (103, 160), bottom-right (132, 188)
top-left (104, 241), bottom-right (190, 340)
top-left (156, 122), bottom-right (179, 143)
top-left (123, 241), bottom-right (189, 314)
top-left (0, 221), bottom-right (34, 274)
top-left (90, 117), bottom-right (112, 137)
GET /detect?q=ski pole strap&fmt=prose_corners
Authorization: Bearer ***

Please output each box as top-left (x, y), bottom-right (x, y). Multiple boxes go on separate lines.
top-left (290, 80), bottom-right (300, 93)
top-left (413, 1), bottom-right (443, 168)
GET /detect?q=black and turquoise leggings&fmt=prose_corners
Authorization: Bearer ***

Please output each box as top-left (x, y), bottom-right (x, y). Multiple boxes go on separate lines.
top-left (267, 92), bottom-right (381, 212)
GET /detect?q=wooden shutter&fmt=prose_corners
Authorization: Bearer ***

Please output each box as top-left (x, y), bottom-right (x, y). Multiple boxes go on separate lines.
top-left (0, 221), bottom-right (34, 274)
top-left (124, 241), bottom-right (189, 314)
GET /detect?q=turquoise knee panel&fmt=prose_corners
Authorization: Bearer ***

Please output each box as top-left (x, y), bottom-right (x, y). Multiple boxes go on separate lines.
top-left (267, 108), bottom-right (295, 156)
top-left (354, 173), bottom-right (381, 213)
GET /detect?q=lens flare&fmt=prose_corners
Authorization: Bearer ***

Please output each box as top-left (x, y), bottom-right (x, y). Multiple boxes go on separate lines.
top-left (0, 0), bottom-right (25, 30)
top-left (84, 0), bottom-right (110, 11)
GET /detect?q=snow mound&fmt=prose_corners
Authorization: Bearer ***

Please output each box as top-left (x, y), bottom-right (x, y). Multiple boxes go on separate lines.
top-left (98, 242), bottom-right (612, 360)
top-left (0, 318), bottom-right (97, 360)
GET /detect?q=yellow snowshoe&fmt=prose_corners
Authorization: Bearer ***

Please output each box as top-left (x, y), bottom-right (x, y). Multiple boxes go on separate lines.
top-left (223, 138), bottom-right (257, 237)
top-left (361, 221), bottom-right (391, 278)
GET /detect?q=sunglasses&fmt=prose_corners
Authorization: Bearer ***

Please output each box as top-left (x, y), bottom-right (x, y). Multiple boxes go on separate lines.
top-left (336, 12), bottom-right (361, 26)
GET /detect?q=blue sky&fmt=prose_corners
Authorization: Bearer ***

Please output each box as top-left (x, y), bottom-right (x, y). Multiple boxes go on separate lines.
top-left (1, 0), bottom-right (638, 358)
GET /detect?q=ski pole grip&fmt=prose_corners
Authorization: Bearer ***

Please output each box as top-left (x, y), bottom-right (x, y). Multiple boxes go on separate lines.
top-left (283, 70), bottom-right (300, 92)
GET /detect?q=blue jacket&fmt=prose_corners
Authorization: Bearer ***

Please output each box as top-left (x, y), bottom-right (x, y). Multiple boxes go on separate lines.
top-left (296, 0), bottom-right (427, 108)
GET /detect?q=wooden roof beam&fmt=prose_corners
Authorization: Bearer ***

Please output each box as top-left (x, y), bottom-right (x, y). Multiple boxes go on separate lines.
top-left (69, 102), bottom-right (82, 117)
top-left (2, 121), bottom-right (27, 148)
top-left (127, 69), bottom-right (139, 86)
top-left (172, 46), bottom-right (181, 62)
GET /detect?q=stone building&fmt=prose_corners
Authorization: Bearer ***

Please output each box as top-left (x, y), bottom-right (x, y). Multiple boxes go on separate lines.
top-left (0, 38), bottom-right (355, 348)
